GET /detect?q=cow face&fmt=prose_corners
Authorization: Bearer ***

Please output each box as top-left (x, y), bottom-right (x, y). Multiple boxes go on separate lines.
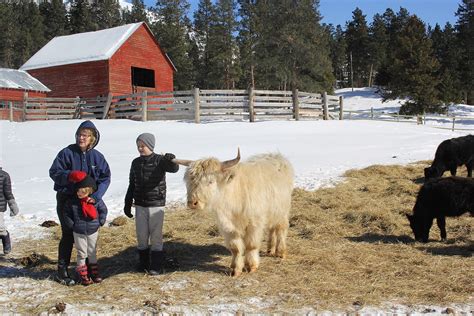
top-left (424, 166), bottom-right (440, 181)
top-left (184, 158), bottom-right (222, 210)
top-left (406, 214), bottom-right (432, 242)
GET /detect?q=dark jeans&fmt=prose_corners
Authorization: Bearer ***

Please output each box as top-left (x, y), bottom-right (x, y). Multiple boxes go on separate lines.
top-left (56, 192), bottom-right (74, 267)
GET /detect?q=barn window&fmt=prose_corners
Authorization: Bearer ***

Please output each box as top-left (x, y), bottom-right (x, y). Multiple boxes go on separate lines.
top-left (131, 67), bottom-right (155, 88)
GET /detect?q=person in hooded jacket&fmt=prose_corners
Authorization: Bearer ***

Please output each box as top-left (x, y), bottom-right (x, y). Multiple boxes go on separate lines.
top-left (0, 167), bottom-right (19, 254)
top-left (49, 120), bottom-right (111, 286)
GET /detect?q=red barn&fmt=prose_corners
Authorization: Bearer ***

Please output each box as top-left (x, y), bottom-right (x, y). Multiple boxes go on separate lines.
top-left (0, 68), bottom-right (50, 120)
top-left (20, 22), bottom-right (175, 98)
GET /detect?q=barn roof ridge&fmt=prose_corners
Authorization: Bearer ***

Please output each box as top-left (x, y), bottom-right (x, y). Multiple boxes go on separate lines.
top-left (20, 22), bottom-right (144, 71)
top-left (0, 68), bottom-right (50, 92)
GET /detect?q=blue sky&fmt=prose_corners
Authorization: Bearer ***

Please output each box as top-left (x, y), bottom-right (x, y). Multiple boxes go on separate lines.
top-left (142, 0), bottom-right (460, 28)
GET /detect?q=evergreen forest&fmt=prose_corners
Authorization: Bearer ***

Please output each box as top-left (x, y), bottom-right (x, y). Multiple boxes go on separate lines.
top-left (0, 0), bottom-right (472, 114)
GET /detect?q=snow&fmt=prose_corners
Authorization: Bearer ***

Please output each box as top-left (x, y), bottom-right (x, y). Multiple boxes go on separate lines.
top-left (0, 87), bottom-right (472, 314)
top-left (20, 23), bottom-right (142, 71)
top-left (0, 68), bottom-right (50, 92)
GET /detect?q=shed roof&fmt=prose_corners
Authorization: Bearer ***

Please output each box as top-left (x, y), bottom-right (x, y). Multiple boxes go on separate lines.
top-left (20, 22), bottom-right (144, 71)
top-left (0, 68), bottom-right (50, 92)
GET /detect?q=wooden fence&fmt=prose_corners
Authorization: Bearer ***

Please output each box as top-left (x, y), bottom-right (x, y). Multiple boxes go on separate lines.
top-left (1, 88), bottom-right (343, 123)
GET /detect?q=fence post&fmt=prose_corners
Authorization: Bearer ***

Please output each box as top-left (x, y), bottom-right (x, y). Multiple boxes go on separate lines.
top-left (292, 88), bottom-right (299, 120)
top-left (8, 101), bottom-right (13, 122)
top-left (452, 117), bottom-right (455, 131)
top-left (370, 107), bottom-right (374, 119)
top-left (142, 90), bottom-right (148, 122)
top-left (102, 93), bottom-right (113, 119)
top-left (193, 87), bottom-right (200, 124)
top-left (339, 96), bottom-right (344, 120)
top-left (73, 96), bottom-right (81, 119)
top-left (23, 92), bottom-right (28, 122)
top-left (323, 91), bottom-right (328, 120)
top-left (248, 87), bottom-right (255, 122)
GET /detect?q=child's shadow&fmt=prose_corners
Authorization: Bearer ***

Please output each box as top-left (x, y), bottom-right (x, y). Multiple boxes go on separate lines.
top-left (99, 240), bottom-right (229, 278)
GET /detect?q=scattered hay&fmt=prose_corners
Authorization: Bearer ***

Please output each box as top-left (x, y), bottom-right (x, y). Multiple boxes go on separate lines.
top-left (40, 220), bottom-right (58, 227)
top-left (109, 215), bottom-right (129, 227)
top-left (8, 161), bottom-right (474, 314)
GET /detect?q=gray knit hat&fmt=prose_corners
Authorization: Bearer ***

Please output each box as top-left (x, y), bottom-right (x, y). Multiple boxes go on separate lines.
top-left (137, 133), bottom-right (155, 151)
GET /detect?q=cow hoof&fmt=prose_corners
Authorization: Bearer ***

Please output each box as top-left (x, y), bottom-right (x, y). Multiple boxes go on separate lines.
top-left (231, 269), bottom-right (242, 277)
top-left (249, 266), bottom-right (258, 273)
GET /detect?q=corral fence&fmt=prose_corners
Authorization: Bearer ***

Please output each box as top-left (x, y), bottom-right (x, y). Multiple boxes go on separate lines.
top-left (1, 88), bottom-right (343, 123)
top-left (344, 107), bottom-right (474, 131)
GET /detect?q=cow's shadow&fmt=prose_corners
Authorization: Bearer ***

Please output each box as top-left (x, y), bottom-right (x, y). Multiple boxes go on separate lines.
top-left (347, 233), bottom-right (473, 257)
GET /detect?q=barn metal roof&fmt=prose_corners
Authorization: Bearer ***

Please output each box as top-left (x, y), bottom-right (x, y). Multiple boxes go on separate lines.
top-left (20, 22), bottom-right (143, 71)
top-left (0, 68), bottom-right (50, 92)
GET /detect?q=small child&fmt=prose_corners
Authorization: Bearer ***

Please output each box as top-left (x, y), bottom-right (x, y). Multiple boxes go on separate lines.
top-left (65, 171), bottom-right (107, 285)
top-left (124, 133), bottom-right (179, 275)
top-left (0, 167), bottom-right (19, 254)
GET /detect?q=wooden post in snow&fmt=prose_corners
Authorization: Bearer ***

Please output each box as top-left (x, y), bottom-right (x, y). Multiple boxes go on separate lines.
top-left (193, 87), bottom-right (200, 124)
top-left (142, 90), bottom-right (148, 122)
top-left (292, 88), bottom-right (299, 121)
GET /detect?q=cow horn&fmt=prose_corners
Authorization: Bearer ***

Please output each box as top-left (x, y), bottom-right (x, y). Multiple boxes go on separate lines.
top-left (221, 148), bottom-right (241, 170)
top-left (172, 158), bottom-right (193, 166)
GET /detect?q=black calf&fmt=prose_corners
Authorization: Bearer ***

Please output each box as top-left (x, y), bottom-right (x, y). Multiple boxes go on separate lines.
top-left (424, 135), bottom-right (474, 181)
top-left (406, 176), bottom-right (473, 242)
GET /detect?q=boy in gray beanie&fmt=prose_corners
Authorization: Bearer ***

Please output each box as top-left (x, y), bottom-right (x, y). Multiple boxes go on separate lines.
top-left (124, 133), bottom-right (179, 275)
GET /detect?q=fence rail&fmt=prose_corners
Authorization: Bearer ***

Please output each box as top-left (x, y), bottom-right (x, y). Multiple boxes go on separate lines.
top-left (1, 88), bottom-right (344, 123)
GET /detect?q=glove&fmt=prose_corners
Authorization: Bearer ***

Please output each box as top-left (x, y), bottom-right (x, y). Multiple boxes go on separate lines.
top-left (124, 206), bottom-right (133, 218)
top-left (164, 153), bottom-right (176, 160)
top-left (68, 170), bottom-right (87, 183)
top-left (8, 199), bottom-right (19, 216)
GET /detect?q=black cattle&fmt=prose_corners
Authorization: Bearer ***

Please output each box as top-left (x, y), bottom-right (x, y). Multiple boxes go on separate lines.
top-left (406, 176), bottom-right (474, 242)
top-left (424, 135), bottom-right (474, 181)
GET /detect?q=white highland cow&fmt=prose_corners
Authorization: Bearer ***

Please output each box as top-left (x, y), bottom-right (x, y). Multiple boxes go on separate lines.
top-left (173, 149), bottom-right (294, 277)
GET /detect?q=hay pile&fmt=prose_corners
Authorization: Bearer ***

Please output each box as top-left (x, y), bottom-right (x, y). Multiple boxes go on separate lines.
top-left (7, 161), bottom-right (473, 314)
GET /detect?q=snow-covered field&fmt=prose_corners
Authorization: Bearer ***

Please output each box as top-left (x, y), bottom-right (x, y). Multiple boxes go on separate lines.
top-left (0, 87), bottom-right (472, 314)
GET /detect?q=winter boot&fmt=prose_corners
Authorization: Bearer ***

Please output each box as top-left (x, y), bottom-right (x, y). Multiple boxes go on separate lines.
top-left (137, 248), bottom-right (150, 272)
top-left (149, 251), bottom-right (165, 276)
top-left (1, 231), bottom-right (11, 254)
top-left (76, 264), bottom-right (93, 286)
top-left (56, 261), bottom-right (75, 286)
top-left (88, 263), bottom-right (102, 283)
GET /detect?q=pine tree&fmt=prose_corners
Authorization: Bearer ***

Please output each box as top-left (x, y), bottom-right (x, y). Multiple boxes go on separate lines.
top-left (368, 13), bottom-right (388, 87)
top-left (236, 0), bottom-right (259, 88)
top-left (193, 0), bottom-right (216, 88)
top-left (383, 16), bottom-right (441, 115)
top-left (152, 0), bottom-right (195, 90)
top-left (69, 0), bottom-right (97, 34)
top-left (206, 0), bottom-right (241, 89)
top-left (345, 7), bottom-right (371, 87)
top-left (455, 0), bottom-right (474, 104)
top-left (39, 0), bottom-right (68, 41)
top-left (123, 0), bottom-right (149, 24)
top-left (93, 0), bottom-right (123, 30)
top-left (430, 23), bottom-right (462, 103)
top-left (327, 24), bottom-right (348, 88)
top-left (0, 3), bottom-right (16, 68)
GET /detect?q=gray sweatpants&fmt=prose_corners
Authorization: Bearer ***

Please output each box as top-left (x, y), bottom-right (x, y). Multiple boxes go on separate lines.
top-left (73, 231), bottom-right (98, 266)
top-left (135, 206), bottom-right (164, 251)
top-left (0, 212), bottom-right (7, 236)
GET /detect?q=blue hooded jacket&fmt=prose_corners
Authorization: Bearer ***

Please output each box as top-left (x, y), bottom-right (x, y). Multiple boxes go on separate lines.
top-left (49, 121), bottom-right (111, 201)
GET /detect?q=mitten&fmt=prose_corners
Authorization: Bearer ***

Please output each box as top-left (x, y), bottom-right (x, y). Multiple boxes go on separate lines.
top-left (164, 153), bottom-right (176, 160)
top-left (68, 170), bottom-right (87, 183)
top-left (124, 206), bottom-right (133, 218)
top-left (7, 199), bottom-right (19, 216)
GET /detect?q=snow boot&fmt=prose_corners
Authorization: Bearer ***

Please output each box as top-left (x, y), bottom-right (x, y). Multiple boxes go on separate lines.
top-left (137, 248), bottom-right (150, 272)
top-left (1, 231), bottom-right (11, 254)
top-left (149, 251), bottom-right (165, 276)
top-left (88, 263), bottom-right (102, 283)
top-left (56, 262), bottom-right (75, 286)
top-left (76, 264), bottom-right (93, 286)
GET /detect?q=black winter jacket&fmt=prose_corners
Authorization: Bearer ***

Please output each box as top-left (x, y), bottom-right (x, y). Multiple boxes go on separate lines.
top-left (64, 198), bottom-right (107, 235)
top-left (0, 168), bottom-right (14, 213)
top-left (124, 153), bottom-right (179, 208)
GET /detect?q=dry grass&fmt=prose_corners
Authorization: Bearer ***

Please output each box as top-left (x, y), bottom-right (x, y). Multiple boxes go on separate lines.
top-left (4, 161), bottom-right (473, 314)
